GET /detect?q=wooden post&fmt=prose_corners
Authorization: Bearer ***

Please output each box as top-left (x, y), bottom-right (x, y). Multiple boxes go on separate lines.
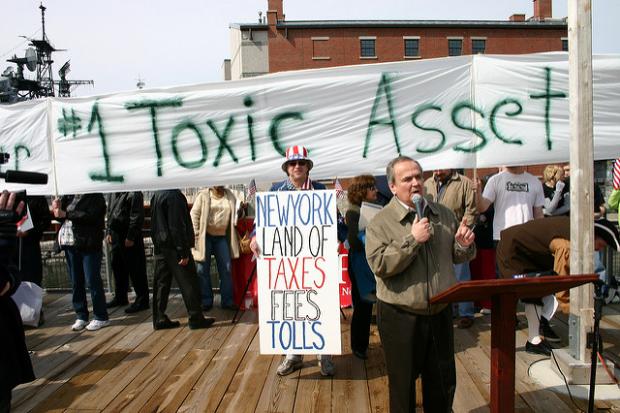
top-left (490, 293), bottom-right (517, 413)
top-left (568, 0), bottom-right (594, 363)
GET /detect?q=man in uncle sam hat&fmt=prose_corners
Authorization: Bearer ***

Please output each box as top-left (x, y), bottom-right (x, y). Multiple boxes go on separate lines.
top-left (251, 145), bottom-right (337, 377)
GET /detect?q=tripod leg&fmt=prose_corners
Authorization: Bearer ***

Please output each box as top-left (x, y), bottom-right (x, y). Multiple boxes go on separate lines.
top-left (232, 263), bottom-right (257, 324)
top-left (588, 283), bottom-right (604, 413)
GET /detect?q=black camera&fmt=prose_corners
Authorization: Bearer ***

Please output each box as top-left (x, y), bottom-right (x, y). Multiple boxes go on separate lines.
top-left (0, 153), bottom-right (48, 185)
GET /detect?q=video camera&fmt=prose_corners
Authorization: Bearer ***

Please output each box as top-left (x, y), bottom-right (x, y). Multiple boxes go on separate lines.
top-left (0, 153), bottom-right (48, 185)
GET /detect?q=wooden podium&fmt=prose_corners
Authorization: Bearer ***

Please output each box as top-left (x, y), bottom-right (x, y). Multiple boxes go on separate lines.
top-left (430, 274), bottom-right (598, 413)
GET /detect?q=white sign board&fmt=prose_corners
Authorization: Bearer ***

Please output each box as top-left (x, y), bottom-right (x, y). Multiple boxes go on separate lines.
top-left (1, 53), bottom-right (620, 195)
top-left (255, 190), bottom-right (341, 355)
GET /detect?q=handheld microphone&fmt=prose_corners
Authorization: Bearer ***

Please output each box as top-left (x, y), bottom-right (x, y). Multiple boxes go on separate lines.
top-left (412, 193), bottom-right (424, 219)
top-left (0, 170), bottom-right (49, 185)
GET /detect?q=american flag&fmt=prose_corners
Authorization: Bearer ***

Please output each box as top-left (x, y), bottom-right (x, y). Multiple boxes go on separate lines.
top-left (614, 159), bottom-right (620, 190)
top-left (247, 179), bottom-right (257, 202)
top-left (334, 178), bottom-right (346, 200)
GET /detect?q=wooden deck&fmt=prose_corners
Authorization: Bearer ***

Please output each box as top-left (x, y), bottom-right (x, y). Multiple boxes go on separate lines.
top-left (12, 293), bottom-right (620, 413)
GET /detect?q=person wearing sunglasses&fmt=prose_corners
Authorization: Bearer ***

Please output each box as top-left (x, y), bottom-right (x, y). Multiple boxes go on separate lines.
top-left (250, 145), bottom-right (337, 377)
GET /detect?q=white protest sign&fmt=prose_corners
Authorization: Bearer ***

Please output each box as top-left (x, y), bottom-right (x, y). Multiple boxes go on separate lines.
top-left (255, 190), bottom-right (341, 355)
top-left (2, 53), bottom-right (620, 195)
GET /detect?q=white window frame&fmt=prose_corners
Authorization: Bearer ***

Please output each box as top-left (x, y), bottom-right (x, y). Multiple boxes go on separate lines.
top-left (447, 37), bottom-right (463, 56)
top-left (359, 36), bottom-right (377, 59)
top-left (403, 36), bottom-right (421, 59)
top-left (471, 37), bottom-right (487, 54)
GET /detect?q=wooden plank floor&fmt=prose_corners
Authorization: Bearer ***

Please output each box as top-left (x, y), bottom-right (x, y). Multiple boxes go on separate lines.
top-left (12, 293), bottom-right (620, 412)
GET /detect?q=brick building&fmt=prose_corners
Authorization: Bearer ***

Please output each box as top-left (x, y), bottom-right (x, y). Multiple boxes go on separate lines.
top-left (229, 0), bottom-right (566, 80)
top-left (228, 0), bottom-right (573, 180)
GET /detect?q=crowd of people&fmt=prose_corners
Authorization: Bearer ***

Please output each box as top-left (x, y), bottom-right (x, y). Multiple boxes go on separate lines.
top-left (2, 152), bottom-right (620, 413)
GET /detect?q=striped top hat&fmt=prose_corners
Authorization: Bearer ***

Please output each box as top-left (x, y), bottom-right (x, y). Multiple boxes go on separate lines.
top-left (281, 145), bottom-right (314, 172)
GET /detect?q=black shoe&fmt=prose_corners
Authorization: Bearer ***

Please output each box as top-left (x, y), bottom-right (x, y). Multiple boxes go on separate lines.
top-left (154, 318), bottom-right (181, 330)
top-left (107, 297), bottom-right (129, 308)
top-left (352, 349), bottom-right (368, 360)
top-left (125, 299), bottom-right (150, 314)
top-left (525, 340), bottom-right (552, 356)
top-left (539, 317), bottom-right (561, 342)
top-left (189, 317), bottom-right (215, 330)
top-left (201, 304), bottom-right (213, 312)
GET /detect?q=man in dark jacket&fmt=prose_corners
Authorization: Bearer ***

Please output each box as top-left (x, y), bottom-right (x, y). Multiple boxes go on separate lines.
top-left (53, 194), bottom-right (109, 332)
top-left (105, 192), bottom-right (149, 313)
top-left (14, 196), bottom-right (50, 287)
top-left (0, 190), bottom-right (35, 412)
top-left (150, 190), bottom-right (214, 330)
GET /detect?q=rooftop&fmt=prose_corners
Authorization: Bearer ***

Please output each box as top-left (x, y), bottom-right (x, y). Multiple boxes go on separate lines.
top-left (230, 18), bottom-right (567, 30)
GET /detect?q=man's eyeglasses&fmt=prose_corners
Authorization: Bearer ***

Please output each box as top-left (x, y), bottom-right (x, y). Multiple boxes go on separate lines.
top-left (287, 160), bottom-right (308, 167)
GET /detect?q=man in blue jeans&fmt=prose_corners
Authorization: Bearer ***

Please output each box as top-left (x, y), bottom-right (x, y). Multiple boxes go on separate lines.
top-left (53, 194), bottom-right (110, 331)
top-left (424, 169), bottom-right (477, 328)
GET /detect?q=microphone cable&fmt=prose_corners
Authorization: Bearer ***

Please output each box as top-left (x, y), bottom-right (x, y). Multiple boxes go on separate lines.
top-left (531, 305), bottom-right (587, 412)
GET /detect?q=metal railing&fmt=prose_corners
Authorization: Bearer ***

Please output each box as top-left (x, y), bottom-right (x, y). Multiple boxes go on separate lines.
top-left (40, 233), bottom-right (221, 292)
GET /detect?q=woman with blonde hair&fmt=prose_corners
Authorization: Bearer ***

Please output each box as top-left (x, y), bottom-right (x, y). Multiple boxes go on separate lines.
top-left (190, 186), bottom-right (240, 311)
top-left (542, 164), bottom-right (569, 216)
top-left (346, 174), bottom-right (379, 360)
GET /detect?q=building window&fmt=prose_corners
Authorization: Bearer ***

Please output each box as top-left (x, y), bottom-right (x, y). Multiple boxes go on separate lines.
top-left (472, 39), bottom-right (486, 54)
top-left (448, 39), bottom-right (462, 56)
top-left (562, 38), bottom-right (568, 51)
top-left (312, 37), bottom-right (330, 60)
top-left (360, 39), bottom-right (376, 58)
top-left (404, 38), bottom-right (420, 57)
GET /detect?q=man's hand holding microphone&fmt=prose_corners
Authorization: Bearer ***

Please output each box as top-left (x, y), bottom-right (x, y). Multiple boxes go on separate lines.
top-left (411, 216), bottom-right (431, 243)
top-left (411, 194), bottom-right (431, 243)
top-left (411, 193), bottom-right (474, 247)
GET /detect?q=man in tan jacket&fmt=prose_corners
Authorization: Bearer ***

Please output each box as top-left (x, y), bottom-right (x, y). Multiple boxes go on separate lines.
top-left (366, 156), bottom-right (475, 413)
top-left (424, 169), bottom-right (477, 328)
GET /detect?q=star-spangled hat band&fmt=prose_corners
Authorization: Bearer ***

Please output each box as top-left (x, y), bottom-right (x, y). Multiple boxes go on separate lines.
top-left (281, 145), bottom-right (314, 172)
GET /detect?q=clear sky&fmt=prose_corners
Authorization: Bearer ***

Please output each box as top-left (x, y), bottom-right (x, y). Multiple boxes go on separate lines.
top-left (1, 0), bottom-right (617, 97)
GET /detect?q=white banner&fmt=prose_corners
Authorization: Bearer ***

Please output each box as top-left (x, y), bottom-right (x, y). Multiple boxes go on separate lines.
top-left (1, 53), bottom-right (619, 195)
top-left (255, 190), bottom-right (341, 355)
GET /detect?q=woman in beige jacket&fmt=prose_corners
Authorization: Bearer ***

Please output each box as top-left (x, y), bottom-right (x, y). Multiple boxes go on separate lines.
top-left (190, 186), bottom-right (240, 310)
